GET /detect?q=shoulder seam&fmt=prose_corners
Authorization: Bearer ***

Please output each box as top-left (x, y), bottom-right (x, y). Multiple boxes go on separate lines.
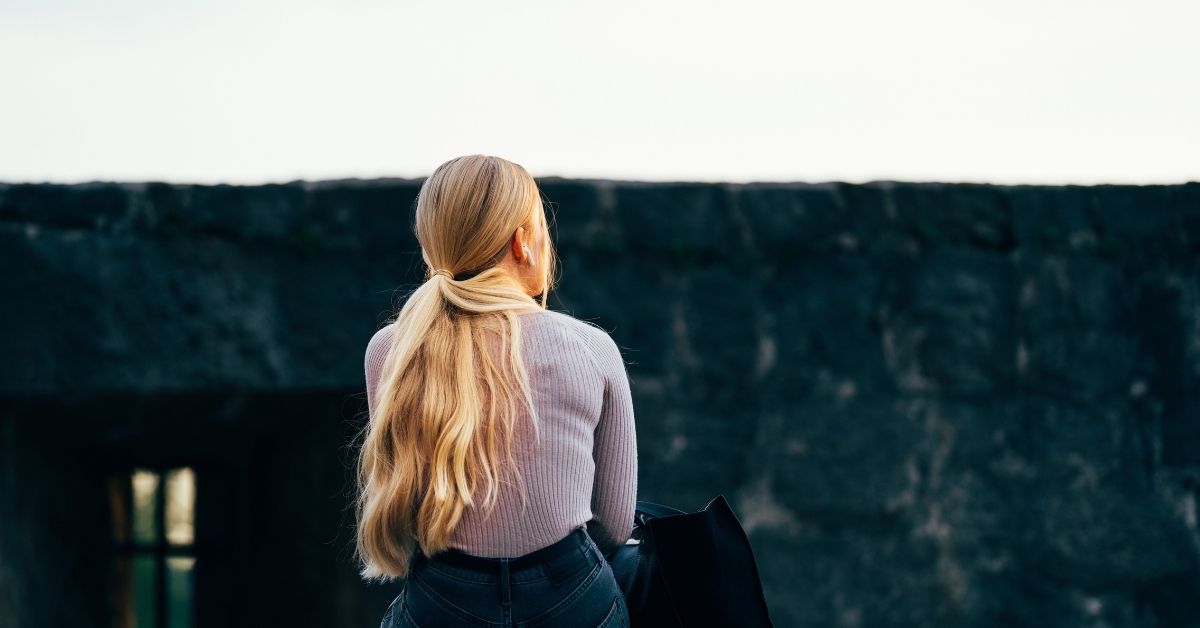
top-left (553, 315), bottom-right (609, 385)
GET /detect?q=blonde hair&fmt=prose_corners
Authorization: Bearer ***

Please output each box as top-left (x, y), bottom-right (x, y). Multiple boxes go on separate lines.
top-left (354, 155), bottom-right (559, 582)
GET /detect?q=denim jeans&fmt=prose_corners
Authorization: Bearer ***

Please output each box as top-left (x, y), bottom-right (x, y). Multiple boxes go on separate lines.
top-left (380, 527), bottom-right (628, 628)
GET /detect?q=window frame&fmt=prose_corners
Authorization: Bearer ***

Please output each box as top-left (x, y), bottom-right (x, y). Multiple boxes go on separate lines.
top-left (109, 465), bottom-right (197, 628)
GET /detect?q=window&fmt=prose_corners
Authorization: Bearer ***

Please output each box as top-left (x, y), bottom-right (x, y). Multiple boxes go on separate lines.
top-left (107, 466), bottom-right (197, 628)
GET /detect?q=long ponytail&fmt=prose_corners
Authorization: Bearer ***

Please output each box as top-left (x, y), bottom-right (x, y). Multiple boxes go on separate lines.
top-left (354, 155), bottom-right (558, 582)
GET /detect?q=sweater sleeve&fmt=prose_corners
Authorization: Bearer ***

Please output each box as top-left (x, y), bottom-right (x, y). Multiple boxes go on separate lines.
top-left (364, 324), bottom-right (395, 420)
top-left (581, 324), bottom-right (639, 555)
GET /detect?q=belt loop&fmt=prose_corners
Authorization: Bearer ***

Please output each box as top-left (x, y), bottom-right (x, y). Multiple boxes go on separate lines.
top-left (499, 557), bottom-right (512, 620)
top-left (543, 528), bottom-right (598, 588)
top-left (581, 528), bottom-right (602, 562)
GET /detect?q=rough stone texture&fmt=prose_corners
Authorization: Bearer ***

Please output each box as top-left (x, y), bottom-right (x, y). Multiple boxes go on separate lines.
top-left (1, 178), bottom-right (1198, 627)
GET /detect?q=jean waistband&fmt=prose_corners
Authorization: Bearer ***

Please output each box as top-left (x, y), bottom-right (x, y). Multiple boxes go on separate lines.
top-left (419, 527), bottom-right (591, 575)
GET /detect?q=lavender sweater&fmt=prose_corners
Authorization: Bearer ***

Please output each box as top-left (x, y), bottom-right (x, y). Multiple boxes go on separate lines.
top-left (364, 308), bottom-right (638, 557)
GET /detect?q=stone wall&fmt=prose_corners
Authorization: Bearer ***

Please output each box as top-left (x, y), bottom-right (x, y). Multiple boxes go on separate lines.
top-left (1, 178), bottom-right (1197, 627)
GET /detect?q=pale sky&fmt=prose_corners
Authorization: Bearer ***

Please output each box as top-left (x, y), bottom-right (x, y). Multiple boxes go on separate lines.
top-left (2, 0), bottom-right (1197, 185)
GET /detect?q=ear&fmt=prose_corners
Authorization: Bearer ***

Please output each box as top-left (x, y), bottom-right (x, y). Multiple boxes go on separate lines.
top-left (510, 226), bottom-right (527, 263)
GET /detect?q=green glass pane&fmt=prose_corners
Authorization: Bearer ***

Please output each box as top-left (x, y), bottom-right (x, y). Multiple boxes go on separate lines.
top-left (133, 555), bottom-right (157, 628)
top-left (165, 467), bottom-right (195, 545)
top-left (131, 469), bottom-right (160, 543)
top-left (167, 556), bottom-right (195, 628)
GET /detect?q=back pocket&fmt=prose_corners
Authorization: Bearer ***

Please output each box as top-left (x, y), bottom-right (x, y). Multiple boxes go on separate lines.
top-left (598, 597), bottom-right (627, 628)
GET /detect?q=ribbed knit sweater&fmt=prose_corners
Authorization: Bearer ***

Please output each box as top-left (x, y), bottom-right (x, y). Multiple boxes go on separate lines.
top-left (363, 307), bottom-right (638, 557)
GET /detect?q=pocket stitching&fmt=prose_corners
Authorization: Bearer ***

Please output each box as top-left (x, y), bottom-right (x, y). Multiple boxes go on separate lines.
top-left (524, 560), bottom-right (605, 626)
top-left (597, 597), bottom-right (623, 628)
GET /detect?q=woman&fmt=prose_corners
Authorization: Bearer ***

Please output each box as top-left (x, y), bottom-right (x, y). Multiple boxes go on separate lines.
top-left (356, 155), bottom-right (638, 628)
